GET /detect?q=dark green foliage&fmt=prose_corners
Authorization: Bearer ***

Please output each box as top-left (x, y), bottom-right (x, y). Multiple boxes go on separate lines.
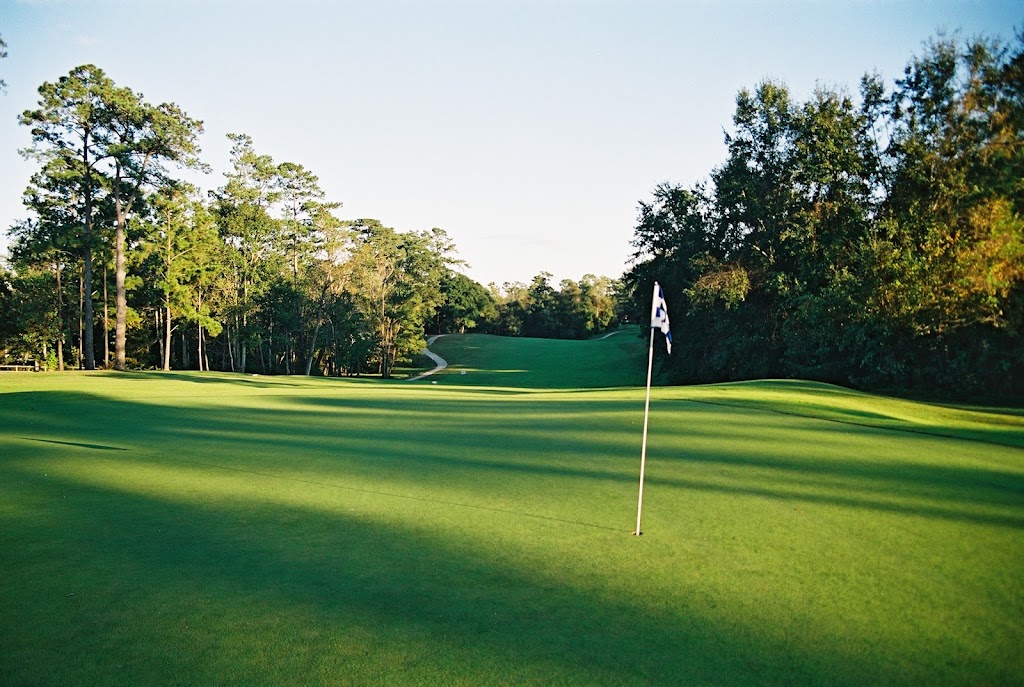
top-left (431, 271), bottom-right (497, 334)
top-left (627, 32), bottom-right (1024, 398)
top-left (485, 273), bottom-right (622, 339)
top-left (342, 220), bottom-right (456, 377)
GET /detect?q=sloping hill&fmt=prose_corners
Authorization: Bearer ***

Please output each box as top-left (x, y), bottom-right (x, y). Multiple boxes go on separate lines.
top-left (425, 333), bottom-right (1024, 447)
top-left (675, 379), bottom-right (1024, 449)
top-left (426, 331), bottom-right (648, 389)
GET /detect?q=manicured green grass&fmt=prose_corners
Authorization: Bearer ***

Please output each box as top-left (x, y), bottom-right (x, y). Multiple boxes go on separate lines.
top-left (427, 330), bottom-right (648, 388)
top-left (1, 335), bottom-right (1022, 686)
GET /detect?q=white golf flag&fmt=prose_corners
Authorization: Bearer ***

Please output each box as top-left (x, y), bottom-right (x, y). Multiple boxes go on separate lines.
top-left (635, 280), bottom-right (672, 535)
top-left (650, 281), bottom-right (672, 354)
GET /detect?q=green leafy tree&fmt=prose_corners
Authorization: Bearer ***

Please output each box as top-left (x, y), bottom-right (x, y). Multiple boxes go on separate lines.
top-left (20, 64), bottom-right (114, 369)
top-left (105, 84), bottom-right (204, 370)
top-left (273, 162), bottom-right (343, 372)
top-left (9, 159), bottom-right (93, 369)
top-left (347, 220), bottom-right (453, 378)
top-left (626, 30), bottom-right (1024, 396)
top-left (881, 35), bottom-right (1024, 336)
top-left (276, 161), bottom-right (337, 282)
top-left (432, 271), bottom-right (495, 334)
top-left (298, 215), bottom-right (351, 375)
top-left (4, 214), bottom-right (77, 369)
top-left (139, 187), bottom-right (221, 370)
top-left (256, 277), bottom-right (303, 373)
top-left (487, 281), bottom-right (528, 336)
top-left (213, 133), bottom-right (286, 372)
top-left (484, 274), bottom-right (619, 340)
top-left (18, 65), bottom-right (203, 371)
top-left (0, 267), bottom-right (17, 348)
top-left (579, 274), bottom-right (620, 334)
top-left (0, 266), bottom-right (63, 365)
top-left (520, 272), bottom-right (560, 338)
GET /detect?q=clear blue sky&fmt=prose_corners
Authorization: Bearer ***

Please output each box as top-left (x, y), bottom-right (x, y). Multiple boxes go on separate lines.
top-left (1, 0), bottom-right (1018, 287)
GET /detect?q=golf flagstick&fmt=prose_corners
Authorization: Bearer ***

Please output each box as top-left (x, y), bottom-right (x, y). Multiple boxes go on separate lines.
top-left (635, 281), bottom-right (671, 536)
top-left (634, 327), bottom-right (655, 535)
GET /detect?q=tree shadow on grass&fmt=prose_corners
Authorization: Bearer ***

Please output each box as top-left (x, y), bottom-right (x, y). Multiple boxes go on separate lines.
top-left (674, 396), bottom-right (1024, 450)
top-left (3, 389), bottom-right (1024, 684)
top-left (23, 437), bottom-right (128, 451)
top-left (4, 389), bottom-right (1023, 534)
top-left (87, 370), bottom-right (388, 390)
top-left (0, 467), bottom-right (946, 687)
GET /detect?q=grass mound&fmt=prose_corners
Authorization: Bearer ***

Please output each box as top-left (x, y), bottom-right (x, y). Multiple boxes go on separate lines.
top-left (678, 378), bottom-right (1024, 448)
top-left (1, 339), bottom-right (1022, 686)
top-left (426, 331), bottom-right (647, 388)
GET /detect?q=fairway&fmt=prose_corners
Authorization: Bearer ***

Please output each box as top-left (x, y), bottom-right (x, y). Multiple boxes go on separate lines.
top-left (1, 334), bottom-right (1023, 686)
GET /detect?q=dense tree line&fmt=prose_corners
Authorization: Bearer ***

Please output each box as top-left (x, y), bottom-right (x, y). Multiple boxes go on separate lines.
top-left (626, 33), bottom-right (1024, 397)
top-left (426, 272), bottom-right (622, 339)
top-left (479, 273), bottom-right (621, 339)
top-left (0, 64), bottom-right (621, 375)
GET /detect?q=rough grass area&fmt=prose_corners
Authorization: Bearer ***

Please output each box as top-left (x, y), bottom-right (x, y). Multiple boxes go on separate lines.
top-left (1, 336), bottom-right (1022, 686)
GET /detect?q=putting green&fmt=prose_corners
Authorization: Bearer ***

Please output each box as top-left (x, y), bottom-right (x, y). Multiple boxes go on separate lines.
top-left (1, 334), bottom-right (1022, 686)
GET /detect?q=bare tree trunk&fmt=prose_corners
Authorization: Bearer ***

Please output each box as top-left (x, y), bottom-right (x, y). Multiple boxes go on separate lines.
top-left (114, 214), bottom-right (127, 371)
top-left (83, 249), bottom-right (95, 369)
top-left (156, 309), bottom-right (164, 370)
top-left (303, 280), bottom-right (333, 376)
top-left (197, 325), bottom-right (204, 372)
top-left (81, 133), bottom-right (96, 371)
top-left (163, 300), bottom-right (172, 371)
top-left (162, 226), bottom-right (171, 371)
top-left (241, 282), bottom-right (248, 372)
top-left (330, 320), bottom-right (338, 377)
top-left (305, 318), bottom-right (323, 376)
top-left (103, 264), bottom-right (110, 367)
top-left (204, 329), bottom-right (210, 372)
top-left (112, 155), bottom-right (150, 372)
top-left (55, 260), bottom-right (65, 371)
top-left (78, 267), bottom-right (85, 369)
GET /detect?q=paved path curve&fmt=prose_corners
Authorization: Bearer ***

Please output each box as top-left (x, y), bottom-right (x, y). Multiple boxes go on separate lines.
top-left (593, 330), bottom-right (623, 340)
top-left (407, 335), bottom-right (448, 382)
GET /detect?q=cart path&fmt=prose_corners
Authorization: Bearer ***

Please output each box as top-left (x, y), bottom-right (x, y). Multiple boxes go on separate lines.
top-left (408, 335), bottom-right (448, 381)
top-left (593, 330), bottom-right (623, 340)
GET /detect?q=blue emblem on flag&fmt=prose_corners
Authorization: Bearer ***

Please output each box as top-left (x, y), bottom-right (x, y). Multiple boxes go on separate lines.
top-left (650, 282), bottom-right (672, 354)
